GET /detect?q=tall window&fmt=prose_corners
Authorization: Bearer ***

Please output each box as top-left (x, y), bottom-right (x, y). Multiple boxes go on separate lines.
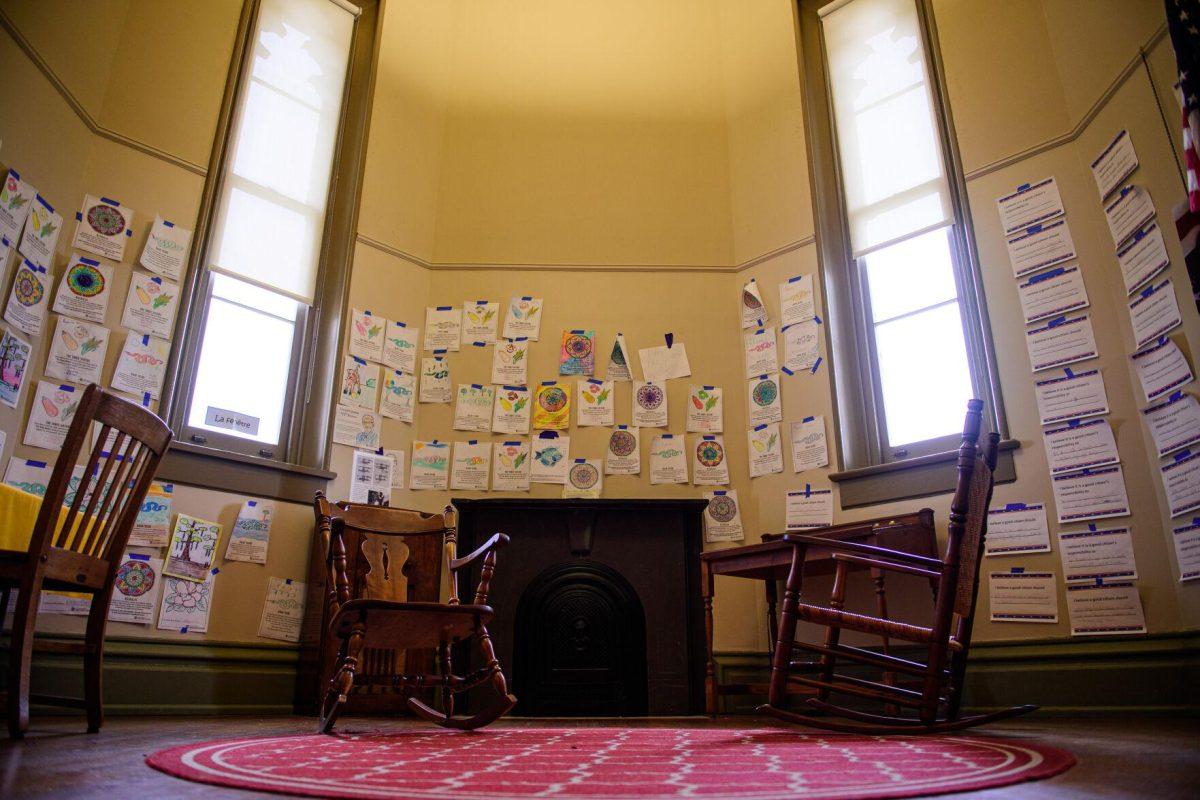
top-left (819, 0), bottom-right (990, 460)
top-left (177, 0), bottom-right (357, 460)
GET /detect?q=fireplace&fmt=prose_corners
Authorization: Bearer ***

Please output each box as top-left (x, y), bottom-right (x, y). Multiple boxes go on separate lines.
top-left (453, 498), bottom-right (707, 716)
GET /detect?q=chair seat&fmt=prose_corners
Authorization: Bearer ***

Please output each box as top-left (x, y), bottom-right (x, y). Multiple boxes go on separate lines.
top-left (794, 601), bottom-right (934, 644)
top-left (331, 600), bottom-right (493, 649)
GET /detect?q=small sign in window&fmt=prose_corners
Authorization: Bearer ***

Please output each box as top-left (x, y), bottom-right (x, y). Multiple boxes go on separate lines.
top-left (205, 406), bottom-right (260, 437)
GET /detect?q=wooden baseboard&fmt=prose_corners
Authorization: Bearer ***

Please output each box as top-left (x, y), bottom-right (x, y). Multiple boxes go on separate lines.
top-left (715, 633), bottom-right (1200, 716)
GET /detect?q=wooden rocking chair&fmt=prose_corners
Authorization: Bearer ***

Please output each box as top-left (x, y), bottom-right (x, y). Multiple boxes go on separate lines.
top-left (758, 399), bottom-right (1036, 733)
top-left (313, 494), bottom-right (516, 733)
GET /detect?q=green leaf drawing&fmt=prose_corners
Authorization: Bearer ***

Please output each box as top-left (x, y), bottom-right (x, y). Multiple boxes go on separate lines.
top-left (512, 349), bottom-right (525, 363)
top-left (9, 195), bottom-right (28, 211)
top-left (705, 396), bottom-right (717, 411)
top-left (596, 388), bottom-right (610, 403)
top-left (152, 294), bottom-right (173, 309)
top-left (484, 308), bottom-right (496, 322)
top-left (368, 324), bottom-right (381, 339)
top-left (80, 337), bottom-right (100, 354)
top-left (40, 220), bottom-right (57, 237)
top-left (513, 451), bottom-right (528, 469)
top-left (514, 397), bottom-right (527, 412)
top-left (767, 433), bottom-right (778, 450)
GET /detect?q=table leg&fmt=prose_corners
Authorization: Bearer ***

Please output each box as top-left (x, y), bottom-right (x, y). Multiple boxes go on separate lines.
top-left (702, 560), bottom-right (717, 716)
top-left (764, 579), bottom-right (779, 652)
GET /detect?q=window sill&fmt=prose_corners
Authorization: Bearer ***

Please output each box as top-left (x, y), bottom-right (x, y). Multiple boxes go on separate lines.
top-left (830, 439), bottom-right (1019, 509)
top-left (155, 441), bottom-right (336, 505)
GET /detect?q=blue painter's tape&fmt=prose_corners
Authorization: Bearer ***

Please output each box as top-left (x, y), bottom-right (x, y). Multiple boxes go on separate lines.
top-left (802, 416), bottom-right (814, 423)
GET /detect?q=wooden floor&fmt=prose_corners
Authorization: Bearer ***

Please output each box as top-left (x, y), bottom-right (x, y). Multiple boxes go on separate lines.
top-left (0, 715), bottom-right (1196, 799)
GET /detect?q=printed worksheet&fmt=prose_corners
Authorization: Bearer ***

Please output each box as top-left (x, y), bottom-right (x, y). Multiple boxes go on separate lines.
top-left (686, 385), bottom-right (723, 433)
top-left (19, 195), bottom-right (62, 270)
top-left (1116, 222), bottom-right (1170, 295)
top-left (461, 300), bottom-right (499, 344)
top-left (996, 177), bottom-right (1064, 235)
top-left (4, 457), bottom-right (52, 497)
top-left (691, 435), bottom-right (729, 485)
top-left (491, 338), bottom-right (528, 385)
top-left (258, 577), bottom-right (306, 643)
top-left (1024, 314), bottom-right (1098, 372)
top-left (649, 434), bottom-right (689, 485)
top-left (530, 432), bottom-right (570, 484)
top-left (107, 553), bottom-right (165, 625)
top-left (785, 486), bottom-right (834, 530)
top-left (72, 195), bottom-right (134, 261)
top-left (164, 514), bottom-right (223, 582)
top-left (1004, 219), bottom-right (1077, 278)
top-left (424, 306), bottom-right (461, 351)
top-left (383, 449), bottom-right (406, 490)
top-left (532, 381), bottom-right (571, 429)
top-left (1017, 266), bottom-right (1089, 324)
top-left (1066, 582), bottom-right (1146, 636)
top-left (224, 500), bottom-right (275, 563)
top-left (503, 296), bottom-right (543, 340)
top-left (419, 356), bottom-right (451, 403)
top-left (453, 384), bottom-right (494, 431)
top-left (492, 385), bottom-right (531, 434)
top-left (1127, 278), bottom-right (1182, 349)
top-left (605, 333), bottom-right (633, 381)
top-left (740, 278), bottom-right (767, 329)
top-left (639, 341), bottom-right (691, 382)
top-left (111, 332), bottom-right (170, 398)
top-left (129, 483), bottom-right (173, 547)
top-left (1171, 520), bottom-right (1200, 582)
top-left (348, 308), bottom-right (385, 362)
top-left (747, 422), bottom-right (784, 477)
top-left (984, 503), bottom-right (1051, 556)
top-left (605, 426), bottom-right (640, 475)
top-left (560, 329), bottom-right (596, 376)
top-left (450, 440), bottom-right (491, 491)
top-left (0, 327), bottom-right (33, 409)
top-left (46, 317), bottom-right (109, 385)
top-left (790, 416), bottom-right (829, 472)
top-left (632, 380), bottom-right (667, 427)
top-left (703, 490), bottom-right (744, 542)
top-left (563, 459), bottom-right (603, 498)
top-left (577, 379), bottom-right (614, 426)
top-left (52, 254), bottom-right (113, 324)
top-left (1059, 527), bottom-right (1137, 583)
top-left (1091, 129), bottom-right (1139, 199)
top-left (5, 259), bottom-right (51, 337)
top-left (349, 450), bottom-right (392, 505)
top-left (1131, 337), bottom-right (1193, 402)
top-left (1143, 392), bottom-right (1200, 458)
top-left (410, 440), bottom-right (450, 490)
top-left (1104, 185), bottom-right (1155, 246)
top-left (779, 274), bottom-right (815, 328)
top-left (744, 327), bottom-right (779, 377)
top-left (331, 404), bottom-right (379, 449)
top-left (382, 320), bottom-right (419, 372)
top-left (24, 382), bottom-right (80, 450)
top-left (1042, 418), bottom-right (1119, 475)
top-left (492, 440), bottom-right (531, 491)
top-left (782, 320), bottom-right (820, 373)
top-left (0, 170), bottom-right (36, 242)
top-left (988, 571), bottom-right (1058, 623)
top-left (379, 370), bottom-right (415, 422)
top-left (140, 216), bottom-right (191, 281)
top-left (1161, 450), bottom-right (1200, 518)
top-left (340, 355), bottom-right (379, 411)
top-left (1051, 465), bottom-right (1130, 523)
top-left (157, 570), bottom-right (217, 633)
top-left (747, 373), bottom-right (782, 426)
top-left (1033, 368), bottom-right (1109, 425)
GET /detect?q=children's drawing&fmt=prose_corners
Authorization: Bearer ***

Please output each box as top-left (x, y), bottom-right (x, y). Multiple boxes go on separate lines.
top-left (164, 514), bottom-right (223, 582)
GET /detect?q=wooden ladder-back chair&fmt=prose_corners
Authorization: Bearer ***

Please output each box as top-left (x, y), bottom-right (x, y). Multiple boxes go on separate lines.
top-left (313, 493), bottom-right (516, 733)
top-left (758, 399), bottom-right (1036, 733)
top-left (0, 384), bottom-right (173, 738)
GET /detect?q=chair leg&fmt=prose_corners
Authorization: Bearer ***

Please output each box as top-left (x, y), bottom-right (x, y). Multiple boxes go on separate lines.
top-left (83, 590), bottom-right (111, 733)
top-left (319, 623), bottom-right (364, 735)
top-left (767, 546), bottom-right (807, 709)
top-left (817, 562), bottom-right (848, 703)
top-left (6, 585), bottom-right (38, 739)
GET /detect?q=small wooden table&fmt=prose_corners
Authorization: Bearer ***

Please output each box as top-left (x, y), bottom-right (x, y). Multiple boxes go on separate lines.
top-left (699, 509), bottom-right (936, 714)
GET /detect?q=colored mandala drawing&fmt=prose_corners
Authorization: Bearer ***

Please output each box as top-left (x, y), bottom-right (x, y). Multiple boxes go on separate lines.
top-left (637, 384), bottom-right (664, 410)
top-left (708, 495), bottom-right (738, 523)
top-left (742, 289), bottom-right (763, 311)
top-left (752, 380), bottom-right (778, 407)
top-left (86, 202), bottom-right (125, 236)
top-left (538, 386), bottom-right (568, 412)
top-left (68, 263), bottom-right (105, 297)
top-left (115, 560), bottom-right (156, 597)
top-left (568, 462), bottom-right (600, 489)
top-left (609, 430), bottom-right (637, 457)
top-left (564, 334), bottom-right (593, 359)
top-left (14, 268), bottom-right (43, 307)
top-left (696, 440), bottom-right (724, 467)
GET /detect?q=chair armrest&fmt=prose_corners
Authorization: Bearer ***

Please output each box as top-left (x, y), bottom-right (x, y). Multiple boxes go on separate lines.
top-left (832, 552), bottom-right (942, 579)
top-left (450, 532), bottom-right (510, 572)
top-left (782, 533), bottom-right (945, 570)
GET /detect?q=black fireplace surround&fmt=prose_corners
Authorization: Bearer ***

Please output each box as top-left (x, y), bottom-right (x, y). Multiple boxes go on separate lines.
top-left (454, 498), bottom-right (707, 716)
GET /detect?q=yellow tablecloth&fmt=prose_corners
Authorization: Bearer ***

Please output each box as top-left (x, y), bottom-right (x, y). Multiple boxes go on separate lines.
top-left (0, 481), bottom-right (96, 553)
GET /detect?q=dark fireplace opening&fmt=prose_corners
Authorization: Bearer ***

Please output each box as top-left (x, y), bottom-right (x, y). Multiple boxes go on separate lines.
top-left (513, 561), bottom-right (648, 716)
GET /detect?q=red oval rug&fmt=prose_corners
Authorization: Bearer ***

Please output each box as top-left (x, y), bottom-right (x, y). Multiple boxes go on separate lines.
top-left (146, 727), bottom-right (1074, 799)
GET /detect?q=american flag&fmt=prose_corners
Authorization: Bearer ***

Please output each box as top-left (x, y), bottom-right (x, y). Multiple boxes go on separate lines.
top-left (1167, 0), bottom-right (1200, 212)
